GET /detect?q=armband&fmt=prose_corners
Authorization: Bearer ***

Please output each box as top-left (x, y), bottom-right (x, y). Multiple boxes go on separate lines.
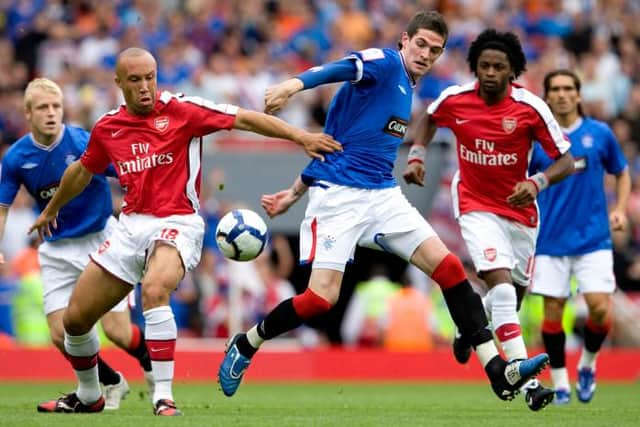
top-left (408, 144), bottom-right (426, 165)
top-left (527, 172), bottom-right (549, 192)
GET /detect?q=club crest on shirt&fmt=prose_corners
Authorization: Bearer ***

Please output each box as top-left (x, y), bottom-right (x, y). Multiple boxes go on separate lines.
top-left (322, 235), bottom-right (336, 251)
top-left (483, 248), bottom-right (497, 262)
top-left (581, 134), bottom-right (593, 148)
top-left (502, 117), bottom-right (517, 134)
top-left (65, 154), bottom-right (76, 166)
top-left (154, 116), bottom-right (170, 132)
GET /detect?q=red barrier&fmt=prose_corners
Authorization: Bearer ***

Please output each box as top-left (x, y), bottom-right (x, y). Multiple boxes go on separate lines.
top-left (2, 346), bottom-right (638, 382)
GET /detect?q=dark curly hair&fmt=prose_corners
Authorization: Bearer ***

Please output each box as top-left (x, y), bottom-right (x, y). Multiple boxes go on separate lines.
top-left (467, 29), bottom-right (526, 80)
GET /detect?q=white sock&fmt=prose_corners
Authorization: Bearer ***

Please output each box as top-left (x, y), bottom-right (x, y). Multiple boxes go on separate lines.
top-left (475, 340), bottom-right (499, 368)
top-left (144, 306), bottom-right (177, 403)
top-left (64, 327), bottom-right (101, 404)
top-left (551, 367), bottom-right (570, 391)
top-left (489, 283), bottom-right (528, 360)
top-left (578, 349), bottom-right (597, 370)
top-left (247, 325), bottom-right (264, 349)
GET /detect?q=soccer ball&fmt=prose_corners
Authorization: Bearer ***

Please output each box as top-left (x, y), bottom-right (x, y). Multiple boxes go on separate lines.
top-left (215, 208), bottom-right (269, 261)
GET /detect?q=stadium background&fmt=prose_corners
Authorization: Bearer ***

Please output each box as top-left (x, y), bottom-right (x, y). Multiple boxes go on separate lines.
top-left (0, 0), bottom-right (639, 383)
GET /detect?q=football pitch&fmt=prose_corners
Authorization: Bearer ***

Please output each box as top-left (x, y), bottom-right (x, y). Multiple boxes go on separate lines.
top-left (0, 381), bottom-right (638, 427)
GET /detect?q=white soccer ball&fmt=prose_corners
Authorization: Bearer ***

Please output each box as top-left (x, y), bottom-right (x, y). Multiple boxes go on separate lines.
top-left (215, 208), bottom-right (269, 261)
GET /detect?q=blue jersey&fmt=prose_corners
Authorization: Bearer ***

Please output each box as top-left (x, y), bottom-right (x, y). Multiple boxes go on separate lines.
top-left (301, 48), bottom-right (413, 189)
top-left (0, 125), bottom-right (116, 241)
top-left (529, 117), bottom-right (627, 255)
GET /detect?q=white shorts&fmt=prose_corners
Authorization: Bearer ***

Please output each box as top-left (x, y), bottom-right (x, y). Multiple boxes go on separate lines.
top-left (458, 211), bottom-right (537, 286)
top-left (531, 250), bottom-right (616, 298)
top-left (90, 213), bottom-right (204, 285)
top-left (39, 217), bottom-right (130, 315)
top-left (299, 182), bottom-right (437, 271)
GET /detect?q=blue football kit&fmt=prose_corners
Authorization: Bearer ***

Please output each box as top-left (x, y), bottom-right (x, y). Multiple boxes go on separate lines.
top-left (529, 117), bottom-right (627, 256)
top-left (0, 125), bottom-right (116, 241)
top-left (300, 48), bottom-right (414, 189)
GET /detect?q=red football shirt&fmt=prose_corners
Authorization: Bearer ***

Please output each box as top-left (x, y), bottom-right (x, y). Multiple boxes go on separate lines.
top-left (428, 81), bottom-right (570, 227)
top-left (81, 91), bottom-right (237, 217)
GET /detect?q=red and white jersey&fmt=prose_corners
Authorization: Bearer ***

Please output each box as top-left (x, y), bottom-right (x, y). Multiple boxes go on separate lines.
top-left (428, 81), bottom-right (570, 227)
top-left (81, 91), bottom-right (237, 217)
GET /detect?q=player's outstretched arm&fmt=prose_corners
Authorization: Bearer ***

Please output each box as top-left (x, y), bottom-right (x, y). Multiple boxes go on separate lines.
top-left (403, 111), bottom-right (438, 186)
top-left (265, 57), bottom-right (359, 115)
top-left (28, 160), bottom-right (94, 239)
top-left (264, 78), bottom-right (304, 115)
top-left (261, 175), bottom-right (308, 218)
top-left (234, 108), bottom-right (342, 161)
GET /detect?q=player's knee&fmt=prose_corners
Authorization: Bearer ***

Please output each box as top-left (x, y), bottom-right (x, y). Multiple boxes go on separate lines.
top-left (543, 297), bottom-right (565, 321)
top-left (588, 303), bottom-right (610, 324)
top-left (62, 306), bottom-right (92, 336)
top-left (140, 282), bottom-right (172, 309)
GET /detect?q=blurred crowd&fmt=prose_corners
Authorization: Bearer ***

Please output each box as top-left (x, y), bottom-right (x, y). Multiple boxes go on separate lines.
top-left (1, 0), bottom-right (640, 349)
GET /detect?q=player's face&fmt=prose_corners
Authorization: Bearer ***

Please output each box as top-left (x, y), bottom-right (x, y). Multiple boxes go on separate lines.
top-left (476, 49), bottom-right (513, 98)
top-left (25, 89), bottom-right (63, 143)
top-left (116, 54), bottom-right (157, 115)
top-left (400, 29), bottom-right (445, 79)
top-left (545, 74), bottom-right (580, 117)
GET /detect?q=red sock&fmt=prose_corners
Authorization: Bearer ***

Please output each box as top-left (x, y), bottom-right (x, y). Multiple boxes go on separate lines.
top-left (542, 319), bottom-right (563, 334)
top-left (430, 253), bottom-right (467, 290)
top-left (64, 352), bottom-right (98, 370)
top-left (146, 340), bottom-right (176, 361)
top-left (128, 324), bottom-right (142, 351)
top-left (292, 288), bottom-right (332, 319)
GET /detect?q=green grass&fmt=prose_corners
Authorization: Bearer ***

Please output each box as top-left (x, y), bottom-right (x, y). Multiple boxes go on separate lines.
top-left (0, 381), bottom-right (638, 427)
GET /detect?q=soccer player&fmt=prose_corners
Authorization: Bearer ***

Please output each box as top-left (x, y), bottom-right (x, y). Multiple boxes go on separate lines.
top-left (29, 47), bottom-right (341, 416)
top-left (218, 11), bottom-right (550, 402)
top-left (529, 69), bottom-right (630, 404)
top-left (403, 29), bottom-right (575, 411)
top-left (0, 78), bottom-right (153, 411)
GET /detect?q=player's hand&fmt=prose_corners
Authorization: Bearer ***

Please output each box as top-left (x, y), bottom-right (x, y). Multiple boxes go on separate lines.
top-left (265, 79), bottom-right (304, 115)
top-left (0, 252), bottom-right (5, 265)
top-left (261, 190), bottom-right (298, 218)
top-left (298, 132), bottom-right (342, 162)
top-left (28, 210), bottom-right (58, 240)
top-left (507, 180), bottom-right (537, 207)
top-left (610, 209), bottom-right (628, 231)
top-left (403, 163), bottom-right (425, 186)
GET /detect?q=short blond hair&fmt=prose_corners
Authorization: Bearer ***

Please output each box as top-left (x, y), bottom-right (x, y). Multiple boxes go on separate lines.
top-left (24, 78), bottom-right (63, 110)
